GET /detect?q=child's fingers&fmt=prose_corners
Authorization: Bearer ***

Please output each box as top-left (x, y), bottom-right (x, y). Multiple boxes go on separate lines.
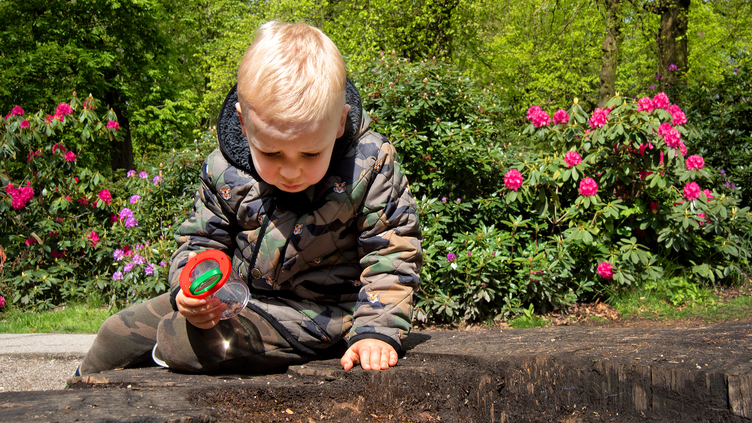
top-left (340, 348), bottom-right (359, 371)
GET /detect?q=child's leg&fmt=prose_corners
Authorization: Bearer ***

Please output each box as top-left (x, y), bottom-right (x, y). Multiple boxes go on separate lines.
top-left (154, 297), bottom-right (353, 373)
top-left (79, 293), bottom-right (173, 375)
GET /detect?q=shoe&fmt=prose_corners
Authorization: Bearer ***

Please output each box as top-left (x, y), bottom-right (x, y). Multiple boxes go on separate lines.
top-left (152, 344), bottom-right (169, 368)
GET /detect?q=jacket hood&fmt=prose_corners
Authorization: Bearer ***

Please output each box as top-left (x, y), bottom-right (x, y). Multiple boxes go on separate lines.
top-left (216, 78), bottom-right (365, 176)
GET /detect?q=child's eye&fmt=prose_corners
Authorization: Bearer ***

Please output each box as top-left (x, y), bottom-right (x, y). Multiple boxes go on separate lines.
top-left (302, 152), bottom-right (320, 158)
top-left (260, 151), bottom-right (279, 157)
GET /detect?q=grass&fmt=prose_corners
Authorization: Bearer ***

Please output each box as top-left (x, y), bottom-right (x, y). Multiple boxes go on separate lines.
top-left (0, 303), bottom-right (117, 334)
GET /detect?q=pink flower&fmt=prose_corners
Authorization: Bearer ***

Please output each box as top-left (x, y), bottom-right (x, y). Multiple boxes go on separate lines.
top-left (98, 189), bottom-right (112, 206)
top-left (579, 177), bottom-right (598, 196)
top-left (129, 194), bottom-right (141, 204)
top-left (153, 175), bottom-right (162, 185)
top-left (652, 92), bottom-right (670, 109)
top-left (650, 201), bottom-right (658, 213)
top-left (20, 120), bottom-right (29, 129)
top-left (25, 238), bottom-right (37, 246)
top-left (683, 182), bottom-right (701, 201)
top-left (553, 109), bottom-right (570, 125)
top-left (589, 108), bottom-right (609, 129)
top-left (88, 231), bottom-right (100, 247)
top-left (447, 253), bottom-right (456, 262)
top-left (667, 104), bottom-right (687, 125)
top-left (597, 261), bottom-right (614, 279)
top-left (106, 121), bottom-right (119, 130)
top-left (64, 151), bottom-right (76, 162)
top-left (697, 213), bottom-right (708, 225)
top-left (703, 189), bottom-right (714, 200)
top-left (526, 106), bottom-right (550, 128)
top-left (139, 171), bottom-right (148, 179)
top-left (564, 151), bottom-right (582, 168)
top-left (685, 155), bottom-right (704, 170)
top-left (669, 64), bottom-right (678, 71)
top-left (659, 123), bottom-right (681, 148)
top-left (6, 181), bottom-right (34, 209)
top-left (677, 141), bottom-right (687, 157)
top-left (504, 169), bottom-right (523, 191)
top-left (56, 103), bottom-right (73, 116)
top-left (26, 150), bottom-right (41, 164)
top-left (10, 106), bottom-right (24, 116)
top-left (52, 143), bottom-right (67, 154)
top-left (127, 170), bottom-right (136, 177)
top-left (637, 96), bottom-right (654, 112)
top-left (51, 250), bottom-right (65, 258)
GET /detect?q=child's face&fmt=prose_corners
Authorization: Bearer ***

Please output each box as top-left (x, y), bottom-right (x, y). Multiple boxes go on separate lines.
top-left (237, 103), bottom-right (350, 193)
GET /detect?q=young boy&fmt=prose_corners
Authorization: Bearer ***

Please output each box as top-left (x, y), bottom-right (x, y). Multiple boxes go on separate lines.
top-left (79, 21), bottom-right (422, 375)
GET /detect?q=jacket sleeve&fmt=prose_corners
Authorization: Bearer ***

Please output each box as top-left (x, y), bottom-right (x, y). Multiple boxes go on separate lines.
top-left (350, 140), bottom-right (423, 352)
top-left (167, 150), bottom-right (238, 309)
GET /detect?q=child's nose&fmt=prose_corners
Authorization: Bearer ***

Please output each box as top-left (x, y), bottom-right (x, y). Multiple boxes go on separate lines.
top-left (279, 162), bottom-right (301, 180)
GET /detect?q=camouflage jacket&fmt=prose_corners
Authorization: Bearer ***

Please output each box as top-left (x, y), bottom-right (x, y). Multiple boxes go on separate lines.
top-left (167, 82), bottom-right (422, 352)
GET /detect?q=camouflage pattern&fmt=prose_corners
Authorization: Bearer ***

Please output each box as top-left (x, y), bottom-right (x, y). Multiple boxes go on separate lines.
top-left (169, 112), bottom-right (422, 352)
top-left (80, 111), bottom-right (422, 375)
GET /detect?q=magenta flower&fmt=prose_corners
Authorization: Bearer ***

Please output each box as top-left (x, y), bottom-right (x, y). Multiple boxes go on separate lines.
top-left (127, 170), bottom-right (136, 177)
top-left (703, 189), bottom-right (714, 200)
top-left (129, 194), bottom-right (141, 204)
top-left (650, 201), bottom-right (658, 213)
top-left (526, 106), bottom-right (550, 128)
top-left (25, 238), bottom-right (37, 246)
top-left (88, 231), bottom-right (100, 247)
top-left (56, 103), bottom-right (73, 116)
top-left (133, 254), bottom-right (146, 265)
top-left (579, 177), bottom-right (598, 197)
top-left (119, 207), bottom-right (134, 220)
top-left (123, 262), bottom-right (135, 273)
top-left (553, 109), bottom-right (570, 125)
top-left (467, 251), bottom-right (472, 257)
top-left (6, 182), bottom-right (34, 209)
top-left (650, 85), bottom-right (655, 90)
top-left (52, 143), bottom-right (67, 154)
top-left (659, 123), bottom-right (681, 148)
top-left (637, 96), bottom-right (654, 112)
top-left (683, 182), bottom-right (702, 201)
top-left (652, 92), bottom-right (670, 109)
top-left (64, 151), bottom-right (76, 162)
top-left (98, 189), bottom-right (111, 206)
top-left (677, 141), bottom-right (687, 156)
top-left (106, 121), bottom-right (119, 130)
top-left (20, 120), bottom-right (29, 129)
top-left (0, 295), bottom-right (6, 310)
top-left (588, 108), bottom-right (609, 129)
top-left (685, 155), bottom-right (704, 170)
top-left (145, 264), bottom-right (157, 276)
top-left (10, 106), bottom-right (24, 116)
top-left (667, 104), bottom-right (687, 125)
top-left (160, 261), bottom-right (168, 267)
top-left (597, 261), bottom-right (614, 279)
top-left (441, 197), bottom-right (447, 202)
top-left (564, 151), bottom-right (582, 168)
top-left (124, 217), bottom-right (139, 228)
top-left (504, 169), bottom-right (523, 191)
top-left (668, 64), bottom-right (678, 71)
top-left (112, 271), bottom-right (123, 281)
top-left (456, 198), bottom-right (461, 204)
top-left (139, 171), bottom-right (148, 179)
top-left (152, 175), bottom-right (162, 185)
top-left (447, 253), bottom-right (456, 262)
top-left (114, 249), bottom-right (125, 261)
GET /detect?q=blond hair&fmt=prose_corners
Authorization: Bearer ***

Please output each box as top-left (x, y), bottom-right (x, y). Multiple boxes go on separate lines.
top-left (237, 21), bottom-right (346, 127)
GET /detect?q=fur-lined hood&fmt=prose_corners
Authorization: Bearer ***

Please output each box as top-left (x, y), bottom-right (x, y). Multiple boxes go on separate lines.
top-left (216, 79), bottom-right (368, 177)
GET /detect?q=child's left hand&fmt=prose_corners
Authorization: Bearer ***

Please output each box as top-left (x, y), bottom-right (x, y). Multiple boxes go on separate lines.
top-left (341, 338), bottom-right (398, 371)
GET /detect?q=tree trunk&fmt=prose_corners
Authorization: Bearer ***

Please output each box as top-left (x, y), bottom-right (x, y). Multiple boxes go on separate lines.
top-left (109, 108), bottom-right (134, 171)
top-left (655, 0), bottom-right (690, 88)
top-left (598, 0), bottom-right (622, 108)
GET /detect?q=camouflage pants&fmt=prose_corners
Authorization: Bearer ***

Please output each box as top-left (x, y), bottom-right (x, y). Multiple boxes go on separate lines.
top-left (80, 292), bottom-right (354, 374)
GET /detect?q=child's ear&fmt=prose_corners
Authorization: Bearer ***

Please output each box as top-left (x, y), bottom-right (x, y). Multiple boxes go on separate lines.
top-left (336, 104), bottom-right (351, 138)
top-left (235, 102), bottom-right (247, 137)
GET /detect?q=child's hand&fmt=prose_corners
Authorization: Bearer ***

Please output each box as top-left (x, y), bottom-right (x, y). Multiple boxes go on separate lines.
top-left (176, 290), bottom-right (227, 329)
top-left (341, 339), bottom-right (398, 371)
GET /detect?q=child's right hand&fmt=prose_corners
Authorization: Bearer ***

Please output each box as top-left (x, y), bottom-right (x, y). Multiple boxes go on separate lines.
top-left (176, 289), bottom-right (227, 329)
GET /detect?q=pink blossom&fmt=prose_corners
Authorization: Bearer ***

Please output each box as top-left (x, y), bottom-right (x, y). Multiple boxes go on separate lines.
top-left (504, 169), bottom-right (523, 191)
top-left (51, 250), bottom-right (65, 258)
top-left (0, 295), bottom-right (5, 310)
top-left (589, 108), bottom-right (609, 129)
top-left (88, 231), bottom-right (100, 247)
top-left (597, 261), bottom-right (614, 279)
top-left (56, 103), bottom-right (72, 116)
top-left (6, 181), bottom-right (34, 209)
top-left (153, 175), bottom-right (162, 185)
top-left (64, 151), bottom-right (76, 162)
top-left (564, 151), bottom-right (582, 168)
top-left (652, 92), bottom-right (670, 109)
top-left (10, 106), bottom-right (24, 116)
top-left (637, 97), bottom-right (654, 112)
top-left (669, 64), bottom-right (678, 71)
top-left (106, 121), bottom-right (119, 130)
top-left (697, 213), bottom-right (708, 225)
top-left (98, 189), bottom-right (112, 206)
top-left (685, 155), bottom-right (704, 170)
top-left (129, 194), bottom-right (141, 204)
top-left (667, 104), bottom-right (687, 125)
top-left (703, 189), bottom-right (714, 200)
top-left (127, 170), bottom-right (136, 177)
top-left (26, 150), bottom-right (41, 163)
top-left (579, 177), bottom-right (598, 196)
top-left (650, 201), bottom-right (658, 213)
top-left (526, 106), bottom-right (550, 128)
top-left (447, 253), bottom-right (456, 262)
top-left (52, 143), bottom-right (67, 154)
top-left (553, 109), bottom-right (570, 125)
top-left (683, 182), bottom-right (701, 201)
top-left (659, 123), bottom-right (681, 148)
top-left (139, 171), bottom-right (148, 179)
top-left (677, 141), bottom-right (687, 156)
top-left (25, 238), bottom-right (37, 246)
top-left (20, 120), bottom-right (29, 129)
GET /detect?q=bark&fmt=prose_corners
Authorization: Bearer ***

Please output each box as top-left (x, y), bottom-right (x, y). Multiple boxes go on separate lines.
top-left (598, 0), bottom-right (622, 108)
top-left (650, 0), bottom-right (690, 88)
top-left (109, 109), bottom-right (134, 171)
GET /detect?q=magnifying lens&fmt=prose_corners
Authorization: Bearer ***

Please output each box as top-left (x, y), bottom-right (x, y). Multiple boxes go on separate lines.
top-left (178, 250), bottom-right (249, 320)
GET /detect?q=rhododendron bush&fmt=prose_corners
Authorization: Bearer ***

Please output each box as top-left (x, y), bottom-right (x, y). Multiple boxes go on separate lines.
top-left (0, 93), bottom-right (212, 310)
